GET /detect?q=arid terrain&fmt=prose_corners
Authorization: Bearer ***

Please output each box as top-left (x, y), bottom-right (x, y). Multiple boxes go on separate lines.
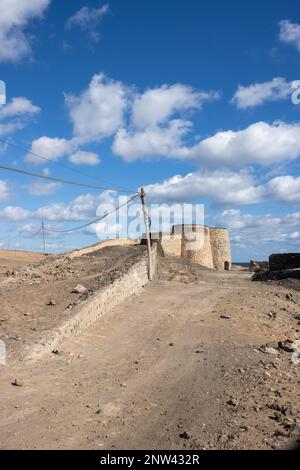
top-left (0, 245), bottom-right (146, 361)
top-left (0, 248), bottom-right (299, 450)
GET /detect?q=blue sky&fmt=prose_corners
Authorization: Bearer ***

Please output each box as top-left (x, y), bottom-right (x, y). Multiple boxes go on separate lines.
top-left (0, 0), bottom-right (300, 261)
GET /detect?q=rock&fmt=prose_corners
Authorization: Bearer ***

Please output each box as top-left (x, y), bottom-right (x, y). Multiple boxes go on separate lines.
top-left (47, 299), bottom-right (56, 306)
top-left (268, 402), bottom-right (294, 417)
top-left (169, 342), bottom-right (174, 347)
top-left (278, 340), bottom-right (296, 353)
top-left (260, 343), bottom-right (279, 355)
top-left (51, 349), bottom-right (63, 355)
top-left (220, 315), bottom-right (231, 319)
top-left (72, 284), bottom-right (87, 294)
top-left (179, 431), bottom-right (190, 440)
top-left (195, 350), bottom-right (204, 354)
top-left (291, 351), bottom-right (300, 365)
top-left (227, 398), bottom-right (239, 407)
top-left (11, 379), bottom-right (23, 387)
top-left (286, 293), bottom-right (293, 301)
top-left (274, 430), bottom-right (290, 438)
top-left (290, 339), bottom-right (300, 365)
top-left (268, 311), bottom-right (277, 320)
top-left (264, 347), bottom-right (279, 356)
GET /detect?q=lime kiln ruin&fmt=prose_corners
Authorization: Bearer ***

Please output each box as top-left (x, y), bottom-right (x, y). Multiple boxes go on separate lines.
top-left (148, 224), bottom-right (232, 271)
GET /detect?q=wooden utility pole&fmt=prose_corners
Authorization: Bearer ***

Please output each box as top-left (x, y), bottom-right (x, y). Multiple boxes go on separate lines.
top-left (140, 188), bottom-right (152, 280)
top-left (42, 221), bottom-right (46, 254)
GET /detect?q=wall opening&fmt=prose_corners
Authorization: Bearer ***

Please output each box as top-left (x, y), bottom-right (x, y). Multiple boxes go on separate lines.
top-left (224, 261), bottom-right (230, 271)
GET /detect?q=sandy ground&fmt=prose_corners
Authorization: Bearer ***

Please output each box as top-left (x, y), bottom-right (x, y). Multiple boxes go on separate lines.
top-left (0, 253), bottom-right (299, 450)
top-left (0, 250), bottom-right (44, 272)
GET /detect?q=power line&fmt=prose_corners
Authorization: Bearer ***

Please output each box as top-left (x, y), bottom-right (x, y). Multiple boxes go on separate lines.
top-left (22, 226), bottom-right (43, 239)
top-left (0, 138), bottom-right (135, 193)
top-left (45, 194), bottom-right (140, 233)
top-left (0, 163), bottom-right (138, 194)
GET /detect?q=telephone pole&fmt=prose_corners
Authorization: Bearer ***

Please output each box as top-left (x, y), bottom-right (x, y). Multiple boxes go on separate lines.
top-left (42, 221), bottom-right (46, 254)
top-left (140, 188), bottom-right (152, 281)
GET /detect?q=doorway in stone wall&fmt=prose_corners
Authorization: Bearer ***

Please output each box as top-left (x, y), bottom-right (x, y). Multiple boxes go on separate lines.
top-left (224, 261), bottom-right (230, 271)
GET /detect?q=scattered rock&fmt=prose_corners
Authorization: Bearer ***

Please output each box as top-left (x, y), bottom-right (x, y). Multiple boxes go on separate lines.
top-left (268, 311), bottom-right (277, 320)
top-left (268, 402), bottom-right (294, 417)
top-left (227, 398), bottom-right (239, 408)
top-left (11, 379), bottom-right (23, 387)
top-left (179, 431), bottom-right (190, 440)
top-left (72, 284), bottom-right (87, 294)
top-left (274, 429), bottom-right (291, 438)
top-left (260, 343), bottom-right (279, 355)
top-left (51, 349), bottom-right (63, 355)
top-left (278, 340), bottom-right (297, 353)
top-left (264, 347), bottom-right (279, 356)
top-left (290, 340), bottom-right (300, 365)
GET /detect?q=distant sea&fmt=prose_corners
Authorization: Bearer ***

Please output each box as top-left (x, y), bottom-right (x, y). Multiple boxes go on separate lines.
top-left (232, 262), bottom-right (250, 267)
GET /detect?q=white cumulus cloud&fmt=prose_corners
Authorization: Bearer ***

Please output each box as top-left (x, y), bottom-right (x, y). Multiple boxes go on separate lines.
top-left (232, 77), bottom-right (293, 109)
top-left (146, 170), bottom-right (261, 205)
top-left (35, 191), bottom-right (117, 222)
top-left (145, 171), bottom-right (300, 206)
top-left (113, 119), bottom-right (191, 162)
top-left (26, 136), bottom-right (74, 164)
top-left (0, 0), bottom-right (51, 62)
top-left (215, 209), bottom-right (300, 249)
top-left (69, 150), bottom-right (101, 166)
top-left (0, 96), bottom-right (41, 137)
top-left (132, 84), bottom-right (219, 128)
top-left (0, 180), bottom-right (10, 200)
top-left (184, 121), bottom-right (300, 167)
top-left (264, 175), bottom-right (300, 204)
top-left (0, 97), bottom-right (40, 119)
top-left (25, 180), bottom-right (60, 196)
top-left (65, 3), bottom-right (109, 42)
top-left (279, 20), bottom-right (300, 52)
top-left (66, 73), bottom-right (129, 145)
top-left (113, 83), bottom-right (219, 161)
top-left (0, 205), bottom-right (30, 221)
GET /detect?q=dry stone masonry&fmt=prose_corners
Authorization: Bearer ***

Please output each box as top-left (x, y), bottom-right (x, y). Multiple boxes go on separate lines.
top-left (144, 225), bottom-right (232, 271)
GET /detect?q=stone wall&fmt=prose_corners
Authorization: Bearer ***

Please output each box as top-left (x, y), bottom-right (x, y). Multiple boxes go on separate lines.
top-left (23, 244), bottom-right (158, 363)
top-left (181, 225), bottom-right (214, 269)
top-left (158, 225), bottom-right (231, 271)
top-left (160, 234), bottom-right (182, 257)
top-left (210, 228), bottom-right (232, 271)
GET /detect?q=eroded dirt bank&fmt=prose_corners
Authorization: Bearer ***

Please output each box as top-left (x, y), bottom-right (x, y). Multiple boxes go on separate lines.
top-left (0, 255), bottom-right (299, 450)
top-left (0, 245), bottom-right (146, 361)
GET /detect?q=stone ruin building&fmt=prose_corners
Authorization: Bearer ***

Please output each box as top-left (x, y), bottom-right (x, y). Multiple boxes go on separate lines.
top-left (143, 224), bottom-right (232, 271)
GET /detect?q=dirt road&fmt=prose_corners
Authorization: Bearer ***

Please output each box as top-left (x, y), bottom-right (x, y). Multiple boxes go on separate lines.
top-left (0, 256), bottom-right (299, 450)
